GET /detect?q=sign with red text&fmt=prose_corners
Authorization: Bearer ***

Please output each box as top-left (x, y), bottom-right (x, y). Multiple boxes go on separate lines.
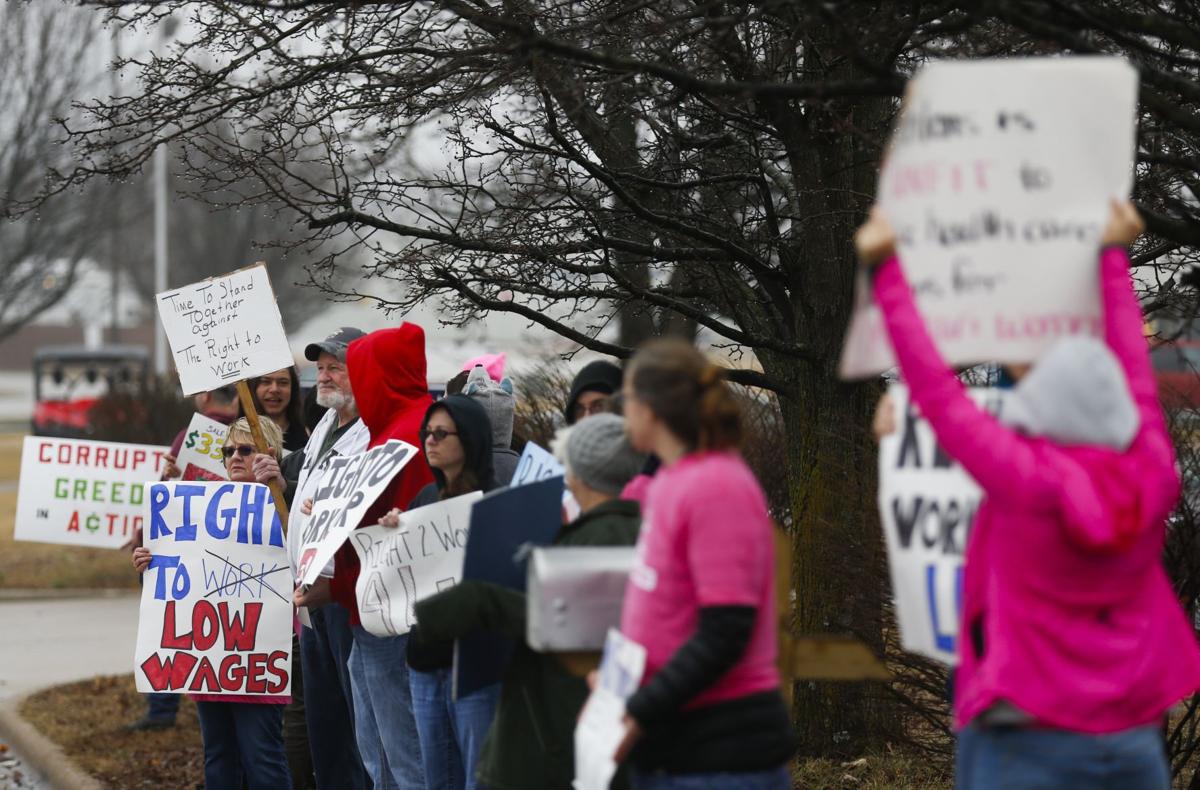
top-left (841, 57), bottom-right (1138, 378)
top-left (156, 264), bottom-right (294, 395)
top-left (296, 440), bottom-right (420, 586)
top-left (134, 481), bottom-right (292, 696)
top-left (879, 385), bottom-right (1008, 665)
top-left (14, 437), bottom-right (169, 549)
top-left (177, 413), bottom-right (230, 482)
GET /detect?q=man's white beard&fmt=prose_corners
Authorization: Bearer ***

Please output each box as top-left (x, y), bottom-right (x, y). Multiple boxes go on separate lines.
top-left (317, 387), bottom-right (355, 413)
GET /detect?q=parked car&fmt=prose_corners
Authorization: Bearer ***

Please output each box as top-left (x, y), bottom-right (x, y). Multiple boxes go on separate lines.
top-left (32, 345), bottom-right (149, 437)
top-left (1151, 339), bottom-right (1200, 413)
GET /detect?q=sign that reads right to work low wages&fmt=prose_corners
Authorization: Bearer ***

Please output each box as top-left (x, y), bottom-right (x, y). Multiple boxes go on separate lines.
top-left (840, 57), bottom-right (1138, 378)
top-left (156, 264), bottom-right (294, 395)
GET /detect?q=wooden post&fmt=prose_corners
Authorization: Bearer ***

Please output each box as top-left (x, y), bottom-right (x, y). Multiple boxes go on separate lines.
top-left (235, 379), bottom-right (290, 529)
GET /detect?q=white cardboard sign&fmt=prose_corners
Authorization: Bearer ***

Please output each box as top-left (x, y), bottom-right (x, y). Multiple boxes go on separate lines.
top-left (573, 629), bottom-right (647, 790)
top-left (296, 440), bottom-right (419, 586)
top-left (176, 413), bottom-right (230, 482)
top-left (511, 441), bottom-right (580, 521)
top-left (134, 481), bottom-right (293, 696)
top-left (14, 437), bottom-right (169, 549)
top-left (879, 384), bottom-right (1008, 665)
top-left (841, 57), bottom-right (1138, 378)
top-left (352, 491), bottom-right (484, 637)
top-left (156, 264), bottom-right (294, 395)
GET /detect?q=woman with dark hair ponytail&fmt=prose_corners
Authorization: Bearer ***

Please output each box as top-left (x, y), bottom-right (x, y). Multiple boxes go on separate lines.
top-left (614, 339), bottom-right (794, 790)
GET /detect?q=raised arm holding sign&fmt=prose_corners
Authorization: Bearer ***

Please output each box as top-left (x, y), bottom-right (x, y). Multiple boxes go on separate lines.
top-left (840, 56), bottom-right (1139, 378)
top-left (156, 264), bottom-right (295, 526)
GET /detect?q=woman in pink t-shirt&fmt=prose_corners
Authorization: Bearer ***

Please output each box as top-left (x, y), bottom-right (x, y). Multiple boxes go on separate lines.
top-left (614, 339), bottom-right (794, 790)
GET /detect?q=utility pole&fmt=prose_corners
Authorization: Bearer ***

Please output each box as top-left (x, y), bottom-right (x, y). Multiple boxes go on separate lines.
top-left (109, 24), bottom-right (121, 344)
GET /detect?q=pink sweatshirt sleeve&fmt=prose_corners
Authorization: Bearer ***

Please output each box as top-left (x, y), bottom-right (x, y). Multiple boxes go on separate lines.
top-left (1098, 247), bottom-right (1181, 527)
top-left (872, 257), bottom-right (1067, 511)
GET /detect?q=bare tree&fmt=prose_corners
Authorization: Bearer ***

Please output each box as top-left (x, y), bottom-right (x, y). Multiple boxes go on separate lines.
top-left (48, 0), bottom-right (1200, 758)
top-left (0, 1), bottom-right (104, 341)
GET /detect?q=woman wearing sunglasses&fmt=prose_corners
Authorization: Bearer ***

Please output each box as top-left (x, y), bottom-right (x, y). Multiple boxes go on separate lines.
top-left (389, 394), bottom-right (502, 790)
top-left (133, 417), bottom-right (292, 790)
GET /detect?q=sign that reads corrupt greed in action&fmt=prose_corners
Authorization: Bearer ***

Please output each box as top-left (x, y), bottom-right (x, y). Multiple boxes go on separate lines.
top-left (135, 482), bottom-right (292, 696)
top-left (15, 437), bottom-right (169, 549)
top-left (296, 440), bottom-right (419, 586)
top-left (878, 384), bottom-right (1008, 665)
top-left (841, 57), bottom-right (1138, 378)
top-left (156, 264), bottom-right (295, 396)
top-left (353, 491), bottom-right (483, 638)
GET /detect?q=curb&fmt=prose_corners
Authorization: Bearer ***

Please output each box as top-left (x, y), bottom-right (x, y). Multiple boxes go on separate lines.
top-left (0, 695), bottom-right (103, 790)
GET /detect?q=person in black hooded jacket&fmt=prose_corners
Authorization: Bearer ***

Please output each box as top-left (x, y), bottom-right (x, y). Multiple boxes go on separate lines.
top-left (399, 395), bottom-right (502, 790)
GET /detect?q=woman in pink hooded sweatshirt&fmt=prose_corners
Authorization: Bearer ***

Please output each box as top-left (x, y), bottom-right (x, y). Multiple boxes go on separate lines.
top-left (860, 201), bottom-right (1200, 789)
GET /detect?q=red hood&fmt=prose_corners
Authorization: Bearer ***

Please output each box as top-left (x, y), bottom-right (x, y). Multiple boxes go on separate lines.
top-left (347, 323), bottom-right (433, 446)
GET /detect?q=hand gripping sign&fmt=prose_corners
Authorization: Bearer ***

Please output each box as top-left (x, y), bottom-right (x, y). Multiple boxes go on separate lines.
top-left (841, 57), bottom-right (1138, 378)
top-left (134, 481), bottom-right (293, 695)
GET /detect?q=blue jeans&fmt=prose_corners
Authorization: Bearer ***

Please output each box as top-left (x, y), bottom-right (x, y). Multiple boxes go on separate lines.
top-left (955, 722), bottom-right (1170, 790)
top-left (195, 701), bottom-right (291, 790)
top-left (301, 603), bottom-right (369, 790)
top-left (631, 766), bottom-right (790, 789)
top-left (146, 691), bottom-right (180, 722)
top-left (349, 627), bottom-right (426, 790)
top-left (409, 668), bottom-right (500, 790)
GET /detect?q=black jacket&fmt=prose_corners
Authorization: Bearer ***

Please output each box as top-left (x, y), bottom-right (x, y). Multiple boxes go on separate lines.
top-left (406, 395), bottom-right (498, 670)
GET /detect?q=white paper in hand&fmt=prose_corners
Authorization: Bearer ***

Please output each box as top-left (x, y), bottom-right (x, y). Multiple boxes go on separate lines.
top-left (573, 629), bottom-right (647, 790)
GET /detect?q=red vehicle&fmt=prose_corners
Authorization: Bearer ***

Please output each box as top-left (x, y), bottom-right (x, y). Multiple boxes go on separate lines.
top-left (1151, 339), bottom-right (1200, 413)
top-left (32, 345), bottom-right (149, 437)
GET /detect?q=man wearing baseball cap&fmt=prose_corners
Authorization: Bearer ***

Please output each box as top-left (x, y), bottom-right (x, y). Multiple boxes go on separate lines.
top-left (259, 326), bottom-right (372, 789)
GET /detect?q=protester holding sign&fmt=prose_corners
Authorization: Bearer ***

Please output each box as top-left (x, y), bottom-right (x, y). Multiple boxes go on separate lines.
top-left (132, 417), bottom-right (292, 790)
top-left (412, 413), bottom-right (645, 790)
top-left (245, 367), bottom-right (308, 452)
top-left (615, 340), bottom-right (794, 789)
top-left (332, 324), bottom-right (435, 790)
top-left (858, 201), bottom-right (1200, 788)
top-left (395, 394), bottom-right (500, 790)
top-left (277, 327), bottom-right (372, 790)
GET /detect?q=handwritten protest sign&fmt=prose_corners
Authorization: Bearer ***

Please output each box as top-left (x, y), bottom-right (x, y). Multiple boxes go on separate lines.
top-left (134, 482), bottom-right (292, 695)
top-left (156, 264), bottom-right (294, 396)
top-left (296, 440), bottom-right (419, 586)
top-left (14, 437), bottom-right (168, 549)
top-left (879, 384), bottom-right (1007, 664)
top-left (573, 629), bottom-right (647, 790)
top-left (511, 441), bottom-right (580, 521)
top-left (352, 492), bottom-right (483, 637)
top-left (510, 441), bottom-right (565, 487)
top-left (841, 57), bottom-right (1138, 378)
top-left (177, 413), bottom-right (229, 482)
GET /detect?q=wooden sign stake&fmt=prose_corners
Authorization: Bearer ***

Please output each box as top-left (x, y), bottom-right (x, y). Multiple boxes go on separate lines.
top-left (235, 380), bottom-right (290, 530)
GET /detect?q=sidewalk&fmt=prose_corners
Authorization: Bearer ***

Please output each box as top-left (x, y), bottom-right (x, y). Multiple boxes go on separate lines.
top-left (0, 593), bottom-right (139, 789)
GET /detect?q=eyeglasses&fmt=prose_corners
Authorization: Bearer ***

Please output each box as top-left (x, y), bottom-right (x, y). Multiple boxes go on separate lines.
top-left (573, 398), bottom-right (609, 420)
top-left (420, 428), bottom-right (458, 444)
top-left (222, 445), bottom-right (256, 459)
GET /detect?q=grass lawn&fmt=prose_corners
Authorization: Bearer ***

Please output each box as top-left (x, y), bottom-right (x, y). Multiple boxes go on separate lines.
top-left (20, 674), bottom-right (203, 789)
top-left (20, 673), bottom-right (953, 790)
top-left (0, 433), bottom-right (137, 590)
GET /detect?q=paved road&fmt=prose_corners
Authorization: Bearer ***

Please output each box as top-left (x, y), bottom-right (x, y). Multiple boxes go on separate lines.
top-left (0, 594), bottom-right (139, 705)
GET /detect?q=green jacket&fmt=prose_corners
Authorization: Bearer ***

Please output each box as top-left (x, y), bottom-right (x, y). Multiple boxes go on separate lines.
top-left (414, 498), bottom-right (641, 790)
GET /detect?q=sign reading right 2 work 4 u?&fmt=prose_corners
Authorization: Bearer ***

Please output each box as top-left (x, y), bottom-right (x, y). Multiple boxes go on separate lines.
top-left (878, 385), bottom-right (1007, 665)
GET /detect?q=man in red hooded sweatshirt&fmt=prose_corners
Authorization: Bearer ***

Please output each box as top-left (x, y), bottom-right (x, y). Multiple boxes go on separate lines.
top-left (330, 323), bottom-right (435, 790)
